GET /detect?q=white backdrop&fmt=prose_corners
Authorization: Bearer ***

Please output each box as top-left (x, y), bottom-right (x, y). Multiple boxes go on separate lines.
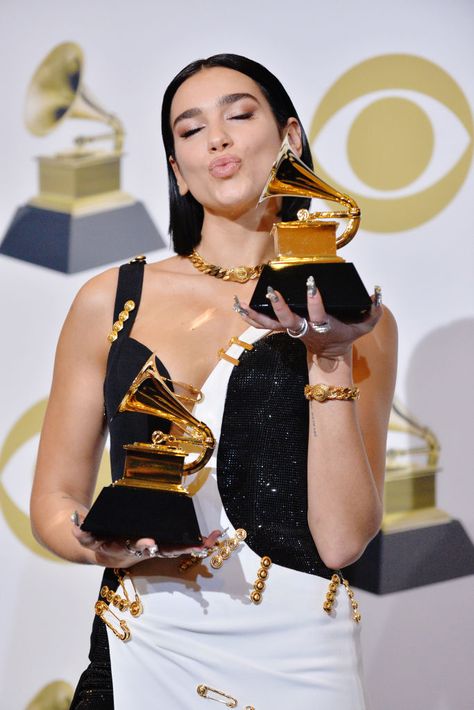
top-left (1, 1), bottom-right (473, 708)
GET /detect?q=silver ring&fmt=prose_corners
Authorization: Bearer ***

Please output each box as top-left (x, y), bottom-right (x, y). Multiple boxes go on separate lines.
top-left (160, 550), bottom-right (182, 559)
top-left (374, 285), bottom-right (382, 307)
top-left (125, 539), bottom-right (143, 558)
top-left (309, 320), bottom-right (331, 334)
top-left (286, 318), bottom-right (308, 338)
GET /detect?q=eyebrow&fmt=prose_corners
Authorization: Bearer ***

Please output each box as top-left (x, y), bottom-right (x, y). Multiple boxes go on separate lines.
top-left (172, 93), bottom-right (260, 129)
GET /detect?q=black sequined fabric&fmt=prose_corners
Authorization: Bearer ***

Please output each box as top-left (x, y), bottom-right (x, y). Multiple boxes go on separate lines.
top-left (217, 333), bottom-right (333, 580)
top-left (69, 569), bottom-right (117, 709)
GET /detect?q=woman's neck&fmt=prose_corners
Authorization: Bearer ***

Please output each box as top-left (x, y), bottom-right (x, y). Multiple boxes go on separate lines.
top-left (198, 204), bottom-right (278, 266)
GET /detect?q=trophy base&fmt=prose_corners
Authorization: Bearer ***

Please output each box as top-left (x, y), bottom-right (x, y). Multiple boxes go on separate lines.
top-left (0, 200), bottom-right (164, 274)
top-left (345, 519), bottom-right (474, 594)
top-left (249, 263), bottom-right (372, 322)
top-left (80, 484), bottom-right (203, 546)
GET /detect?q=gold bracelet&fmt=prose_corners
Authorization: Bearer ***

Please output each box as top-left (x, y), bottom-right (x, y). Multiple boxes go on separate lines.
top-left (304, 384), bottom-right (360, 402)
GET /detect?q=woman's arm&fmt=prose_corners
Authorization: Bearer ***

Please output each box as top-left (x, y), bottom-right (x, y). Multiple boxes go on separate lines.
top-left (237, 287), bottom-right (397, 569)
top-left (31, 268), bottom-right (221, 566)
top-left (305, 306), bottom-right (397, 568)
top-left (30, 268), bottom-right (120, 564)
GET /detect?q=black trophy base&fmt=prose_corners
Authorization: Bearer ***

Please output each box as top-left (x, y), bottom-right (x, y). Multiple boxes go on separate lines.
top-left (249, 263), bottom-right (372, 322)
top-left (0, 201), bottom-right (164, 274)
top-left (345, 520), bottom-right (474, 594)
top-left (81, 484), bottom-right (203, 546)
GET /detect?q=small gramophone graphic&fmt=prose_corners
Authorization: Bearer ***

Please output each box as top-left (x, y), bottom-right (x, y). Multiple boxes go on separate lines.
top-left (0, 41), bottom-right (163, 273)
top-left (81, 355), bottom-right (215, 545)
top-left (347, 400), bottom-right (474, 593)
top-left (249, 134), bottom-right (371, 321)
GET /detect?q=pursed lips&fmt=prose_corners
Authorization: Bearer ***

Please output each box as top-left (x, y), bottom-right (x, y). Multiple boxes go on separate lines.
top-left (208, 155), bottom-right (241, 178)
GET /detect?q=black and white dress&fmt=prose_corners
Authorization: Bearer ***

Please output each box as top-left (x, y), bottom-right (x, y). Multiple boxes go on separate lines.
top-left (74, 259), bottom-right (367, 710)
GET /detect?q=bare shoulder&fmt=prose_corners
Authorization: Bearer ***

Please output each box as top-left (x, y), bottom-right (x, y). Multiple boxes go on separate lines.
top-left (70, 266), bottom-right (119, 321)
top-left (57, 267), bottom-right (119, 364)
top-left (147, 254), bottom-right (192, 277)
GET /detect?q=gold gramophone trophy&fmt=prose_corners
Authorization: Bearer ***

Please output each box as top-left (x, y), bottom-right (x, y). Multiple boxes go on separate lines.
top-left (0, 41), bottom-right (163, 273)
top-left (81, 355), bottom-right (215, 545)
top-left (249, 135), bottom-right (371, 321)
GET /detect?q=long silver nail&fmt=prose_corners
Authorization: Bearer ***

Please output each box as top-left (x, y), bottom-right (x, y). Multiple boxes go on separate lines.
top-left (233, 295), bottom-right (249, 316)
top-left (306, 275), bottom-right (317, 297)
top-left (265, 286), bottom-right (279, 303)
top-left (71, 511), bottom-right (81, 527)
top-left (374, 285), bottom-right (382, 307)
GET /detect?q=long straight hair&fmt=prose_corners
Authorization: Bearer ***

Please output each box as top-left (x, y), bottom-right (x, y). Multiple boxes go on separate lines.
top-left (161, 54), bottom-right (313, 255)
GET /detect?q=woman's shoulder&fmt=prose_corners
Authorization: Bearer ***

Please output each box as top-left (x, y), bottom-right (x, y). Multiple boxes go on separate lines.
top-left (70, 266), bottom-right (119, 323)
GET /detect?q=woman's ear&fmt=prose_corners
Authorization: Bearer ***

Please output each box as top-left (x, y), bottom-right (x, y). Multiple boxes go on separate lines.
top-left (169, 156), bottom-right (189, 196)
top-left (285, 118), bottom-right (303, 158)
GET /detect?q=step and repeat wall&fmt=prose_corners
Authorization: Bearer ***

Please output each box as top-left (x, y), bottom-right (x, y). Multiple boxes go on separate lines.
top-left (1, 1), bottom-right (473, 708)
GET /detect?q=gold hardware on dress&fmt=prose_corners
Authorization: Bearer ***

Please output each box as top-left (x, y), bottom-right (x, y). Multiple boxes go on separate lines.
top-left (250, 556), bottom-right (272, 604)
top-left (129, 255), bottom-right (146, 263)
top-left (210, 528), bottom-right (247, 569)
top-left (100, 569), bottom-right (142, 617)
top-left (323, 573), bottom-right (361, 623)
top-left (188, 249), bottom-right (266, 283)
top-left (218, 336), bottom-right (254, 366)
top-left (95, 601), bottom-right (131, 641)
top-left (107, 300), bottom-right (135, 342)
top-left (196, 684), bottom-right (237, 707)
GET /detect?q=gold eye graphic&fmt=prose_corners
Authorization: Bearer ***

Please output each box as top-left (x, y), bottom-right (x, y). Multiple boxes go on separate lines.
top-left (309, 55), bottom-right (473, 232)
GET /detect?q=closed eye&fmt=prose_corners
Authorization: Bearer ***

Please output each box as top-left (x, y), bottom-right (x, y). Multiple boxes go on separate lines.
top-left (181, 126), bottom-right (203, 139)
top-left (230, 112), bottom-right (254, 120)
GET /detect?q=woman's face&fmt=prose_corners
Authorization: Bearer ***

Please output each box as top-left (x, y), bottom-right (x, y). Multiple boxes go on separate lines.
top-left (169, 66), bottom-right (299, 218)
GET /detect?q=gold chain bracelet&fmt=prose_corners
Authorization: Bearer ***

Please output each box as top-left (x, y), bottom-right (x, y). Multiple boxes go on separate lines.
top-left (304, 384), bottom-right (360, 402)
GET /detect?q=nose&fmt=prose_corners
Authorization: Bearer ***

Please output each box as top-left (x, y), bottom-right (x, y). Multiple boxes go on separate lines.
top-left (208, 124), bottom-right (233, 152)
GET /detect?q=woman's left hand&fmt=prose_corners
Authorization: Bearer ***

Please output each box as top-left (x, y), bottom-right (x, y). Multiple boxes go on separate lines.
top-left (236, 283), bottom-right (383, 359)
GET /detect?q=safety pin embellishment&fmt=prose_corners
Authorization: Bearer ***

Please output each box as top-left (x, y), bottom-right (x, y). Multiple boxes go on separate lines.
top-left (95, 601), bottom-right (131, 641)
top-left (218, 336), bottom-right (254, 366)
top-left (197, 684), bottom-right (237, 707)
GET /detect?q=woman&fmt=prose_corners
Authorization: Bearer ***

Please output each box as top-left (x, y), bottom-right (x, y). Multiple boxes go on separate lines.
top-left (31, 54), bottom-right (397, 709)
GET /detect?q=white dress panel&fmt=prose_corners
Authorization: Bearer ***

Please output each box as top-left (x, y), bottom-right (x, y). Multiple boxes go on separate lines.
top-left (106, 327), bottom-right (367, 710)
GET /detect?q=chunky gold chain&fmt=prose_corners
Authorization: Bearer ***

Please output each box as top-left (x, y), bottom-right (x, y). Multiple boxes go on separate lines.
top-left (187, 249), bottom-right (265, 284)
top-left (304, 384), bottom-right (360, 402)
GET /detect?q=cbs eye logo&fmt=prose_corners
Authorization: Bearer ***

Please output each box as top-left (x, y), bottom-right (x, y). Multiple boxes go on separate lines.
top-left (309, 54), bottom-right (473, 232)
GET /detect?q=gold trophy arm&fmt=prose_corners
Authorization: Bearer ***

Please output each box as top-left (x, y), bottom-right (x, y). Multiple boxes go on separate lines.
top-left (183, 424), bottom-right (215, 474)
top-left (258, 133), bottom-right (360, 248)
top-left (387, 400), bottom-right (440, 472)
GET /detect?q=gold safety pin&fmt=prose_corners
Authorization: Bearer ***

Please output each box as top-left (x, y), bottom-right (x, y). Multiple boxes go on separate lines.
top-left (95, 601), bottom-right (131, 641)
top-left (218, 336), bottom-right (254, 366)
top-left (196, 684), bottom-right (238, 707)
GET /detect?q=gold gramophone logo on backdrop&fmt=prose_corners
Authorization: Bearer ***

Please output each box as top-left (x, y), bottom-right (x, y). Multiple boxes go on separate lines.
top-left (346, 399), bottom-right (474, 594)
top-left (310, 54), bottom-right (473, 232)
top-left (0, 41), bottom-right (164, 273)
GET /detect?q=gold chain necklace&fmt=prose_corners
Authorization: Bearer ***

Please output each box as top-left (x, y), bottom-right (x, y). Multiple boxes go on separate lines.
top-left (187, 249), bottom-right (266, 284)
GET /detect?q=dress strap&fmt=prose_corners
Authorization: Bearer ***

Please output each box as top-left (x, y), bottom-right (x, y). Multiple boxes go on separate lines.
top-left (108, 256), bottom-right (146, 344)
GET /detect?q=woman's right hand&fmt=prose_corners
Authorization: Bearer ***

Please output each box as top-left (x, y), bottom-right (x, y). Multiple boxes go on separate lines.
top-left (71, 512), bottom-right (222, 568)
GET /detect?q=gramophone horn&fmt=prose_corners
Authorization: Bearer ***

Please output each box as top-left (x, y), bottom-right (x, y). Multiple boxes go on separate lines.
top-left (259, 134), bottom-right (360, 249)
top-left (118, 355), bottom-right (216, 474)
top-left (24, 41), bottom-right (124, 152)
